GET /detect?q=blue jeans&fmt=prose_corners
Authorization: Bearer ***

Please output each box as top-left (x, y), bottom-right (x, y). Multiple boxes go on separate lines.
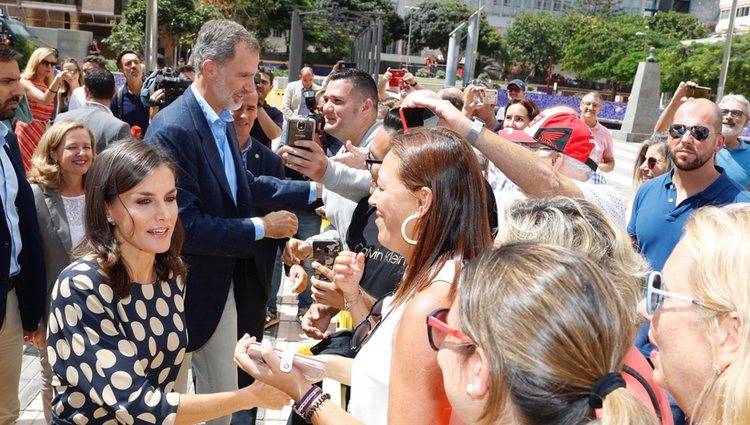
top-left (267, 212), bottom-right (321, 312)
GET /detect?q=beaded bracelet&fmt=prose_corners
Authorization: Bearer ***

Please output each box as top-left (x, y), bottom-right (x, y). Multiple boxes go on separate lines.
top-left (293, 386), bottom-right (322, 420)
top-left (303, 393), bottom-right (331, 422)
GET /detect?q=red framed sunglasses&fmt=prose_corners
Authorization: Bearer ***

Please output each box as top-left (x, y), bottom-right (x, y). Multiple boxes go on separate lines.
top-left (426, 308), bottom-right (477, 351)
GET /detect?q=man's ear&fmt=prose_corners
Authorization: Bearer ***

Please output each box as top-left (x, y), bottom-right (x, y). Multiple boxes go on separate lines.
top-left (362, 97), bottom-right (374, 115)
top-left (201, 59), bottom-right (217, 80)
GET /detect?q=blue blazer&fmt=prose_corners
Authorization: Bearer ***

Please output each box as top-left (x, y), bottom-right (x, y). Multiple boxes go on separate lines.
top-left (145, 88), bottom-right (310, 350)
top-left (0, 132), bottom-right (46, 331)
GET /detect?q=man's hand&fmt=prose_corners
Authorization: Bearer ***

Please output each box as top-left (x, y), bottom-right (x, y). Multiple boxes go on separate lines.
top-left (673, 81), bottom-right (697, 104)
top-left (310, 261), bottom-right (345, 309)
top-left (261, 211), bottom-right (298, 239)
top-left (283, 238), bottom-right (312, 265)
top-left (300, 303), bottom-right (339, 339)
top-left (288, 264), bottom-right (308, 294)
top-left (331, 140), bottom-right (366, 170)
top-left (278, 139), bottom-right (329, 181)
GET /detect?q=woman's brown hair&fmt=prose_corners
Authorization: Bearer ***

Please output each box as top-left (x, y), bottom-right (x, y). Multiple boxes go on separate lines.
top-left (75, 140), bottom-right (186, 298)
top-left (389, 127), bottom-right (491, 306)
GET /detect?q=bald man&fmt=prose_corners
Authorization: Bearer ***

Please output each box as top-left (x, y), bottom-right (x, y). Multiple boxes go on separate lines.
top-left (281, 66), bottom-right (321, 120)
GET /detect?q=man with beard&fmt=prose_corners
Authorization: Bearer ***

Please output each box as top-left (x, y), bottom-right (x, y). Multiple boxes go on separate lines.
top-left (145, 20), bottom-right (317, 425)
top-left (715, 94), bottom-right (750, 188)
top-left (110, 50), bottom-right (150, 133)
top-left (628, 98), bottom-right (750, 424)
top-left (0, 45), bottom-right (46, 424)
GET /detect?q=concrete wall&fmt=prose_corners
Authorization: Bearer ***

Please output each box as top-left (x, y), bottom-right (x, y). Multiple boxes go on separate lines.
top-left (28, 26), bottom-right (92, 62)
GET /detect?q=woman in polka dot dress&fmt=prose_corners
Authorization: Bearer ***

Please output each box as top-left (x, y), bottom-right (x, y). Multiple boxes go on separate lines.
top-left (46, 141), bottom-right (290, 424)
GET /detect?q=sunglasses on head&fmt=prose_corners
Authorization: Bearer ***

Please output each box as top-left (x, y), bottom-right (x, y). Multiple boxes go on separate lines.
top-left (644, 271), bottom-right (715, 316)
top-left (41, 59), bottom-right (56, 67)
top-left (668, 124), bottom-right (712, 141)
top-left (426, 308), bottom-right (477, 351)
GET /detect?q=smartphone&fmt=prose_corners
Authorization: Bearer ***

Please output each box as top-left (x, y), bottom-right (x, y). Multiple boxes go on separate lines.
top-left (246, 342), bottom-right (326, 382)
top-left (481, 89), bottom-right (498, 105)
top-left (389, 69), bottom-right (406, 88)
top-left (288, 116), bottom-right (316, 149)
top-left (312, 239), bottom-right (341, 279)
top-left (399, 107), bottom-right (439, 130)
top-left (687, 85), bottom-right (711, 99)
top-left (340, 61), bottom-right (357, 70)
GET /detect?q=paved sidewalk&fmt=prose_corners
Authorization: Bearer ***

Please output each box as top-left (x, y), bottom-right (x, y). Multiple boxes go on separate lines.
top-left (17, 281), bottom-right (320, 425)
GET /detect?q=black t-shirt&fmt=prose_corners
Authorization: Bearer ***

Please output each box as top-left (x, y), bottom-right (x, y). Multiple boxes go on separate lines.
top-left (346, 197), bottom-right (404, 299)
top-left (250, 103), bottom-right (283, 148)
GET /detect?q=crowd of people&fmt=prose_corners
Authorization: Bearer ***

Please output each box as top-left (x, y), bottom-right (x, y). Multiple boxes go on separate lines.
top-left (1, 16), bottom-right (749, 425)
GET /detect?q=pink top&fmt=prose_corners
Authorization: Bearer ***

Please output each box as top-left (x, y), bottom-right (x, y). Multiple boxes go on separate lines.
top-left (590, 122), bottom-right (614, 164)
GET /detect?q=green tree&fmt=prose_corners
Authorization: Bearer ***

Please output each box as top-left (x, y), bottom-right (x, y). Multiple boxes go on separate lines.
top-left (506, 12), bottom-right (587, 77)
top-left (647, 11), bottom-right (710, 42)
top-left (407, 0), bottom-right (505, 61)
top-left (231, 0), bottom-right (313, 40)
top-left (104, 0), bottom-right (227, 54)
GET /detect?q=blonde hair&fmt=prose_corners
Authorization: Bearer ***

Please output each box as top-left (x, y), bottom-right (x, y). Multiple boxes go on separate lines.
top-left (27, 120), bottom-right (96, 190)
top-left (22, 47), bottom-right (57, 85)
top-left (458, 242), bottom-right (657, 425)
top-left (680, 204), bottom-right (750, 425)
top-left (502, 197), bottom-right (648, 323)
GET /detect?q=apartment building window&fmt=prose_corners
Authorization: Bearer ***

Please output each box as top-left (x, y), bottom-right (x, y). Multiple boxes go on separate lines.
top-left (271, 29), bottom-right (284, 38)
top-left (737, 6), bottom-right (750, 17)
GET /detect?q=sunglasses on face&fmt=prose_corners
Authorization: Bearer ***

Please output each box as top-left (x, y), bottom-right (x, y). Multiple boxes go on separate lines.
top-left (350, 294), bottom-right (389, 353)
top-left (40, 59), bottom-right (57, 67)
top-left (365, 151), bottom-right (383, 172)
top-left (721, 109), bottom-right (747, 119)
top-left (426, 308), bottom-right (477, 351)
top-left (643, 156), bottom-right (662, 170)
top-left (644, 271), bottom-right (714, 316)
top-left (668, 123), bottom-right (713, 141)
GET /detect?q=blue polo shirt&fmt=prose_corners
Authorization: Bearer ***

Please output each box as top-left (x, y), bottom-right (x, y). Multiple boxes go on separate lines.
top-left (716, 140), bottom-right (750, 188)
top-left (628, 166), bottom-right (750, 272)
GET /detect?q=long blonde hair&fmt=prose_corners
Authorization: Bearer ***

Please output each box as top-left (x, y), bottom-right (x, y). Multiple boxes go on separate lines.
top-left (22, 47), bottom-right (56, 85)
top-left (681, 204), bottom-right (750, 425)
top-left (458, 242), bottom-right (657, 425)
top-left (27, 120), bottom-right (96, 190)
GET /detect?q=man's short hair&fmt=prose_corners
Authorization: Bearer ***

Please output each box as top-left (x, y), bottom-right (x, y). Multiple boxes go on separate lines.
top-left (0, 46), bottom-right (21, 63)
top-left (176, 65), bottom-right (194, 75)
top-left (83, 55), bottom-right (107, 68)
top-left (192, 20), bottom-right (260, 76)
top-left (259, 66), bottom-right (274, 84)
top-left (719, 93), bottom-right (750, 114)
top-left (84, 67), bottom-right (116, 99)
top-left (115, 49), bottom-right (140, 70)
top-left (582, 91), bottom-right (602, 103)
top-left (327, 68), bottom-right (378, 106)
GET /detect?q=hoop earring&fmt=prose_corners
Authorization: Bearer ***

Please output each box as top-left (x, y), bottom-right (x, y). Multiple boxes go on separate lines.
top-left (400, 213), bottom-right (419, 245)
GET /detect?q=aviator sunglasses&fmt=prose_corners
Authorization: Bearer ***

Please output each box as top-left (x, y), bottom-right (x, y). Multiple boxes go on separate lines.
top-left (668, 123), bottom-right (712, 141)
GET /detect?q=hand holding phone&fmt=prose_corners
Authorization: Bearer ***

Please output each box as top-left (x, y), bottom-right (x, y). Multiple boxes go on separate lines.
top-left (686, 85), bottom-right (711, 99)
top-left (312, 240), bottom-right (341, 279)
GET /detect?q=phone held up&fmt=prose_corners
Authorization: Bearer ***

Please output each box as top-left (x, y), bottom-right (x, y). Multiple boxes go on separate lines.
top-left (686, 85), bottom-right (711, 99)
top-left (399, 107), bottom-right (439, 131)
top-left (288, 116), bottom-right (317, 150)
top-left (246, 342), bottom-right (326, 382)
top-left (312, 240), bottom-right (341, 279)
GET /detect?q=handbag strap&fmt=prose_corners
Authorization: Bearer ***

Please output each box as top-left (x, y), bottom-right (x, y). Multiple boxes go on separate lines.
top-left (622, 364), bottom-right (663, 422)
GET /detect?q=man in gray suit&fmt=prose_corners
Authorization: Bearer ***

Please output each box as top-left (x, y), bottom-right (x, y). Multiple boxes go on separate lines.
top-left (56, 67), bottom-right (131, 152)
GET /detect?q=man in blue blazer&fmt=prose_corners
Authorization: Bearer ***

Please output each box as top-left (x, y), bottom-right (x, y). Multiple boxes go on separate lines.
top-left (145, 20), bottom-right (315, 425)
top-left (0, 46), bottom-right (46, 424)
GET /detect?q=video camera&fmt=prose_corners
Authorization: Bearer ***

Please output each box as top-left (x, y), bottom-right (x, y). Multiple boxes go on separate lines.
top-left (151, 68), bottom-right (192, 108)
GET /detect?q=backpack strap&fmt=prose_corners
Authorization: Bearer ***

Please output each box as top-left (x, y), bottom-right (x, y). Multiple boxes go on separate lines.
top-left (622, 364), bottom-right (663, 422)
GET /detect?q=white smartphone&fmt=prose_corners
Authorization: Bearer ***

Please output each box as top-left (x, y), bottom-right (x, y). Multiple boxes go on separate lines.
top-left (246, 342), bottom-right (326, 382)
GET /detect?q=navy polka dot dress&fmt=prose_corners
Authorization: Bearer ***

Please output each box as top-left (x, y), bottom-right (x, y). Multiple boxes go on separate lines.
top-left (46, 257), bottom-right (188, 424)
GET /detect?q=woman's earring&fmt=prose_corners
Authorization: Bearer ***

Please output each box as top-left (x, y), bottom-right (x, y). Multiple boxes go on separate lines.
top-left (107, 217), bottom-right (115, 226)
top-left (466, 384), bottom-right (474, 395)
top-left (400, 213), bottom-right (419, 245)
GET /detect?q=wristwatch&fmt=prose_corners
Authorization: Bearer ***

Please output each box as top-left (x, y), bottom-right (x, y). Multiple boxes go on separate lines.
top-left (466, 117), bottom-right (484, 145)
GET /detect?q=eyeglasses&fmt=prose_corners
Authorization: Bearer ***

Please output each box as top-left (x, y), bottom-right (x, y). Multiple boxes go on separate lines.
top-left (350, 294), bottom-right (389, 353)
top-left (643, 156), bottom-right (662, 170)
top-left (365, 151), bottom-right (383, 172)
top-left (721, 109), bottom-right (748, 119)
top-left (66, 68), bottom-right (79, 74)
top-left (668, 124), bottom-right (712, 141)
top-left (426, 308), bottom-right (477, 351)
top-left (40, 59), bottom-right (57, 67)
top-left (644, 271), bottom-right (714, 316)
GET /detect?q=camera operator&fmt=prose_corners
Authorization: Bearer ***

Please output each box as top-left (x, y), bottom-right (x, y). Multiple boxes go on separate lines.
top-left (251, 66), bottom-right (282, 148)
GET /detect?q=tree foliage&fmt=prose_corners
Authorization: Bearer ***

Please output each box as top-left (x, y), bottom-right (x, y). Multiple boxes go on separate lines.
top-left (230, 0), bottom-right (313, 40)
top-left (407, 0), bottom-right (505, 61)
top-left (105, 0), bottom-right (228, 53)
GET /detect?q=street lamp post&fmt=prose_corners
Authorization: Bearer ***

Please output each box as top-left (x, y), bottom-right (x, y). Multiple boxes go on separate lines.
top-left (405, 6), bottom-right (420, 69)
